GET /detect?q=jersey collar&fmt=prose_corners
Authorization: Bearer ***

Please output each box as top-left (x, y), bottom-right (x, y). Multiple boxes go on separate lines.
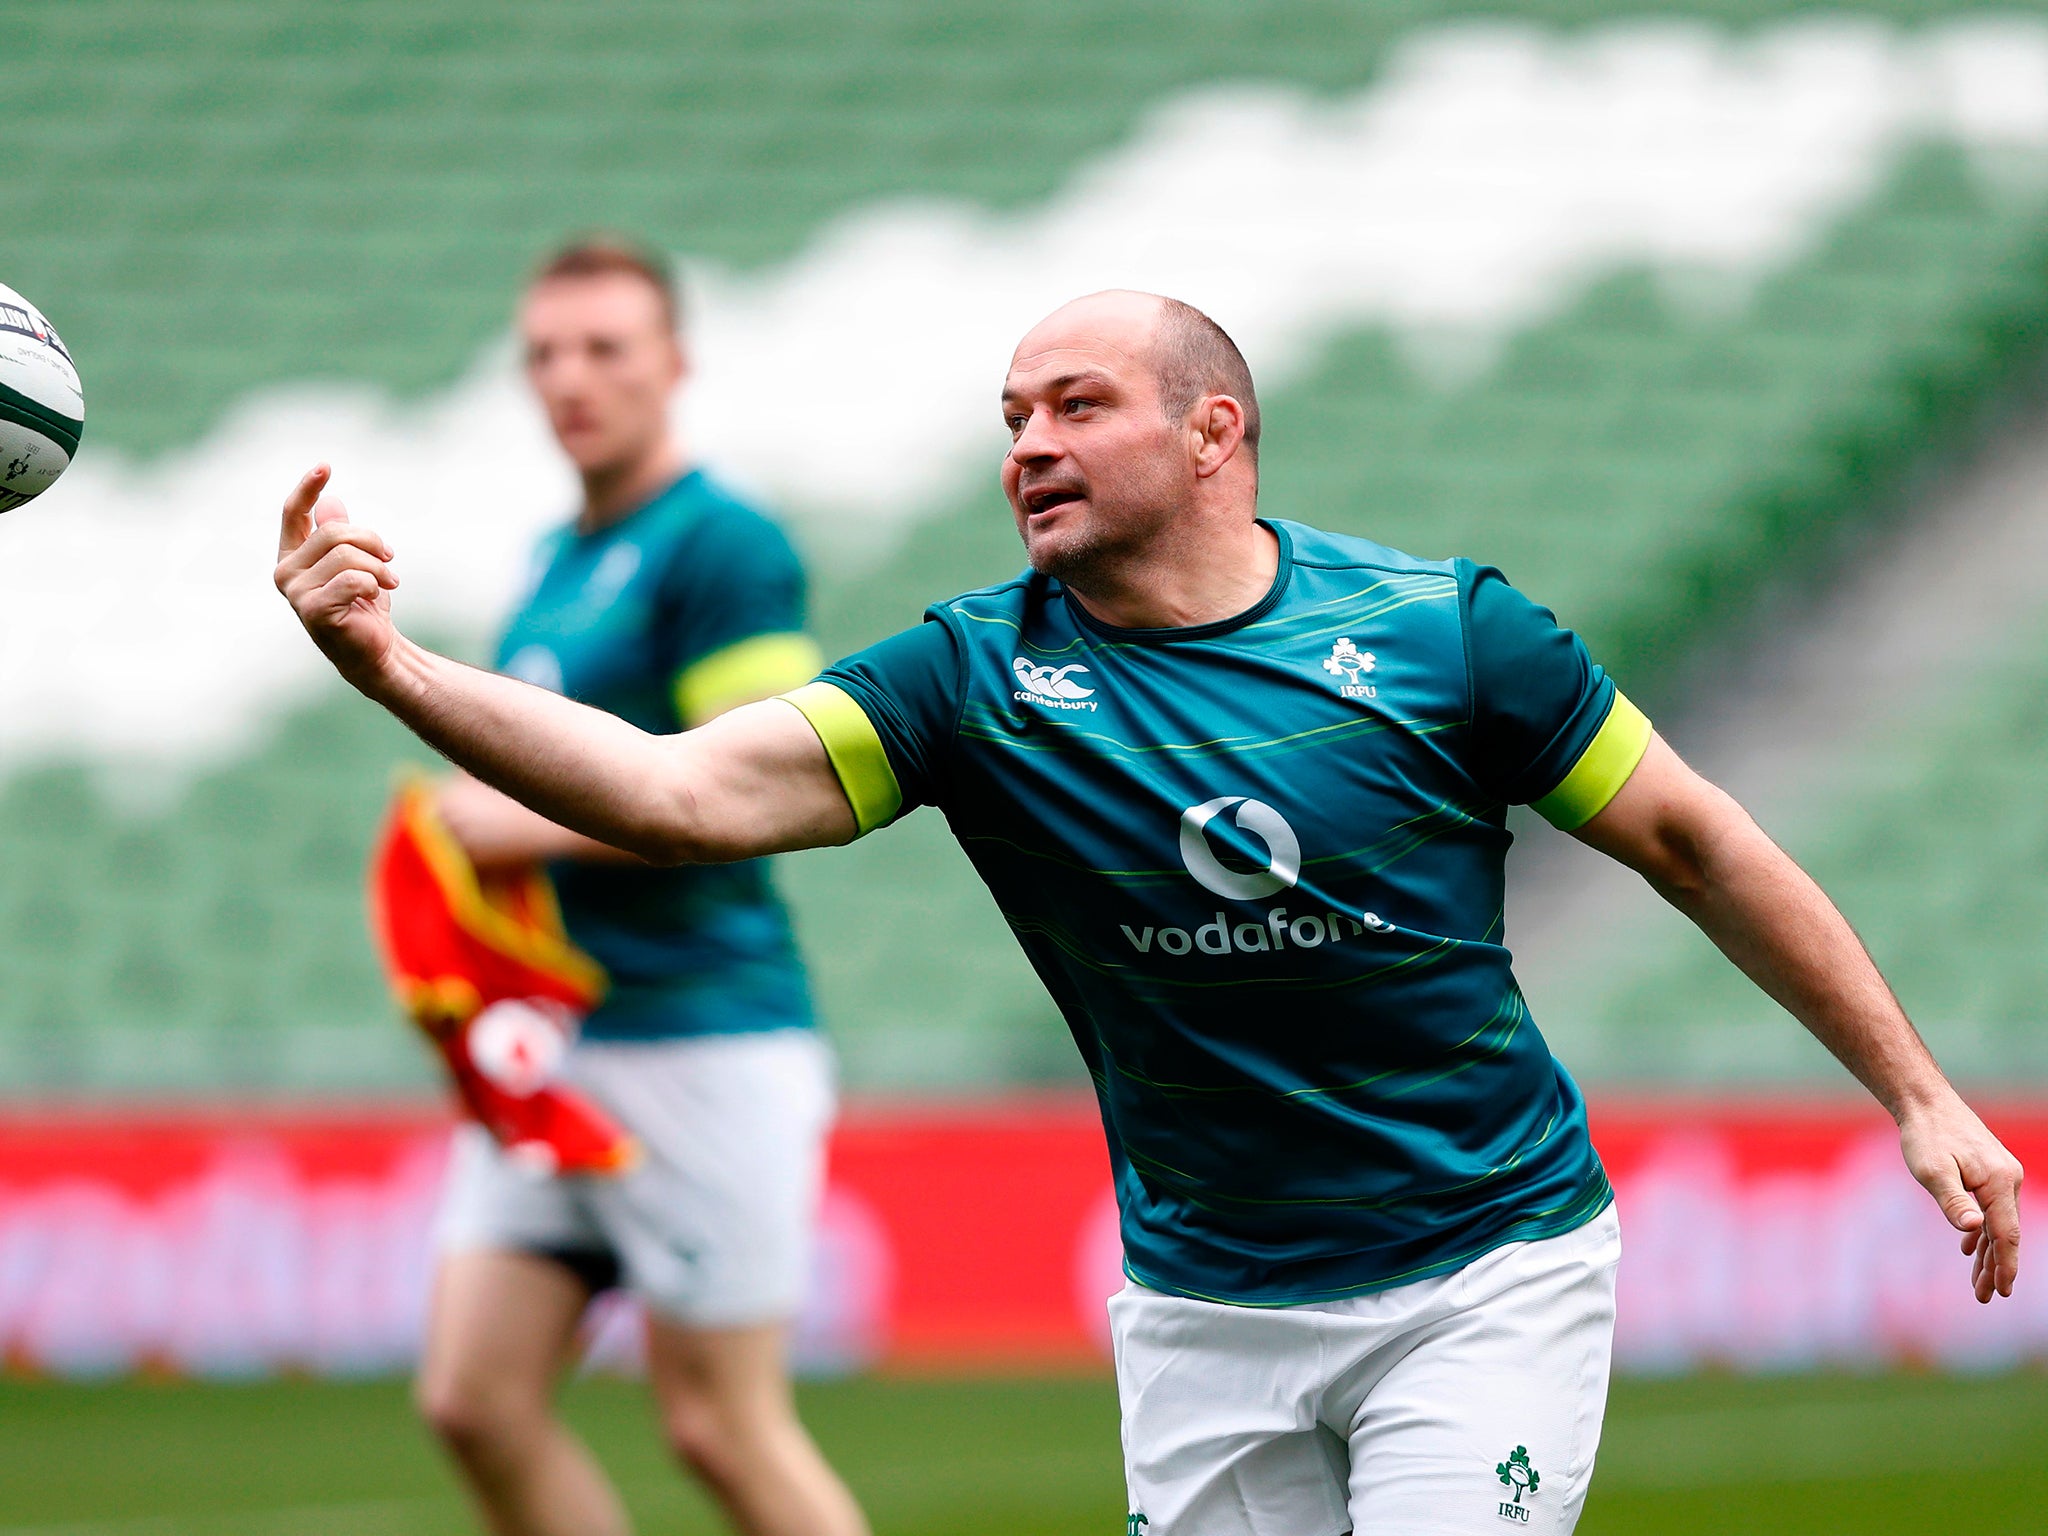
top-left (573, 467), bottom-right (702, 540)
top-left (1061, 519), bottom-right (1293, 645)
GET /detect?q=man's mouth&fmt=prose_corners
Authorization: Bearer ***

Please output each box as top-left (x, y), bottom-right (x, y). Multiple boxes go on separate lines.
top-left (1022, 486), bottom-right (1084, 517)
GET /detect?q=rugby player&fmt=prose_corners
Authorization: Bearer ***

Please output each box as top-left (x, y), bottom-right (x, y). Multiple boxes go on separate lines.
top-left (278, 289), bottom-right (2020, 1535)
top-left (409, 239), bottom-right (866, 1536)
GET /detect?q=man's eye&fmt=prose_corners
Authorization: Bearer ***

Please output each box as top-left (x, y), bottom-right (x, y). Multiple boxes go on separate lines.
top-left (1004, 415), bottom-right (1026, 434)
top-left (1063, 398), bottom-right (1096, 415)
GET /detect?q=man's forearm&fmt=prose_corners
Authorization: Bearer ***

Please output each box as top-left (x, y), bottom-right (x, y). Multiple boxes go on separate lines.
top-left (1580, 740), bottom-right (2019, 1301)
top-left (1660, 812), bottom-right (1948, 1117)
top-left (368, 637), bottom-right (697, 863)
top-left (441, 785), bottom-right (647, 869)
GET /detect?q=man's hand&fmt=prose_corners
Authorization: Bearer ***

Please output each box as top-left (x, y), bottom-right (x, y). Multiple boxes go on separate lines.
top-left (1898, 1089), bottom-right (2023, 1303)
top-left (274, 465), bottom-right (402, 695)
top-left (269, 464), bottom-right (858, 866)
top-left (1577, 733), bottom-right (2023, 1302)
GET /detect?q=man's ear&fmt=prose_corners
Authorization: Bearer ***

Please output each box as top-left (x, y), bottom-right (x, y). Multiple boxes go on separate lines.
top-left (1191, 395), bottom-right (1248, 480)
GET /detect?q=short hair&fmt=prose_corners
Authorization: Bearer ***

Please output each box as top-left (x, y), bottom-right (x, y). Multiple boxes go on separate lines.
top-left (1154, 299), bottom-right (1260, 462)
top-left (530, 236), bottom-right (681, 333)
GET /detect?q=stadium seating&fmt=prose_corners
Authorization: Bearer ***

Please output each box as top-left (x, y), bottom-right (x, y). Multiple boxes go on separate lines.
top-left (5, 1), bottom-right (2048, 1092)
top-left (14, 1), bottom-right (2028, 460)
top-left (1560, 609), bottom-right (2048, 1085)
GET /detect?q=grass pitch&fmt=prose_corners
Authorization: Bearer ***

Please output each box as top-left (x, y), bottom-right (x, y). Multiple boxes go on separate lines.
top-left (1, 1370), bottom-right (2043, 1534)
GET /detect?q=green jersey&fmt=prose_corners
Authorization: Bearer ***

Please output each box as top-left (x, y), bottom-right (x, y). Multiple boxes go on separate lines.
top-left (789, 520), bottom-right (1648, 1304)
top-left (499, 470), bottom-right (822, 1041)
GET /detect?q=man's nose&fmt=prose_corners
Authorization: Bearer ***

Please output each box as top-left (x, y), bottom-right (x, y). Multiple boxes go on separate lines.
top-left (542, 367), bottom-right (598, 410)
top-left (1009, 406), bottom-right (1060, 462)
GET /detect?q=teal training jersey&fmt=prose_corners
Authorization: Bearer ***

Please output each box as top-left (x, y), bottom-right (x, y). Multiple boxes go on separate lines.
top-left (497, 469), bottom-right (821, 1041)
top-left (789, 520), bottom-right (1650, 1305)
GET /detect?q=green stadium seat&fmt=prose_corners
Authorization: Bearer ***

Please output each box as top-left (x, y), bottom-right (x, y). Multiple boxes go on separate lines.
top-left (4, 2), bottom-right (2048, 1092)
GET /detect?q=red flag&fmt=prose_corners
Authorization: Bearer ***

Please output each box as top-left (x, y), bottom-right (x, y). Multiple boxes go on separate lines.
top-left (366, 782), bottom-right (637, 1176)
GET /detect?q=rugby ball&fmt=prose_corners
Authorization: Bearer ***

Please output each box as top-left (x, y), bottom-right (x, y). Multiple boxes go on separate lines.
top-left (0, 282), bottom-right (83, 512)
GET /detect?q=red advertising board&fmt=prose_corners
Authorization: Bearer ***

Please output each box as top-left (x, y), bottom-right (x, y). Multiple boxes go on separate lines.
top-left (0, 1096), bottom-right (2039, 1376)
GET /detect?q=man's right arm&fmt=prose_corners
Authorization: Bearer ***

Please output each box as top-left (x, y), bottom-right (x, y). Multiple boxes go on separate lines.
top-left (274, 466), bottom-right (855, 863)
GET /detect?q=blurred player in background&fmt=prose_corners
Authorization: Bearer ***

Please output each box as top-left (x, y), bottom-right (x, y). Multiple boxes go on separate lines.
top-left (277, 290), bottom-right (2019, 1535)
top-left (414, 240), bottom-right (867, 1536)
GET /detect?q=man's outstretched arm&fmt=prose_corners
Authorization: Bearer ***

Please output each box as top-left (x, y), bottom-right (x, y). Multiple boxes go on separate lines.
top-left (1574, 731), bottom-right (2023, 1303)
top-left (273, 466), bottom-right (856, 863)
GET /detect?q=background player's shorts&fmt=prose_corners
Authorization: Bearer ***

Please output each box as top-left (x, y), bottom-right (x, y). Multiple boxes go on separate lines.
top-left (1110, 1204), bottom-right (1621, 1536)
top-left (435, 1027), bottom-right (835, 1330)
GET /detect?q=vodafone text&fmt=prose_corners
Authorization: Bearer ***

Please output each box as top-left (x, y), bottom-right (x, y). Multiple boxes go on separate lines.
top-left (1121, 909), bottom-right (1393, 956)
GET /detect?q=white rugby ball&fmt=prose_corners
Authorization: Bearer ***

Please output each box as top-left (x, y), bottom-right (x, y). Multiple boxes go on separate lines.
top-left (0, 283), bottom-right (83, 513)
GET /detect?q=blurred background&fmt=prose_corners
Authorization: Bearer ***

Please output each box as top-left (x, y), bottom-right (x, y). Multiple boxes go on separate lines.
top-left (5, 2), bottom-right (2048, 1532)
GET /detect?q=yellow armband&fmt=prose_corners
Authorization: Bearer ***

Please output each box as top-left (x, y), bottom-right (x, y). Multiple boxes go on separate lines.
top-left (1532, 692), bottom-right (1652, 831)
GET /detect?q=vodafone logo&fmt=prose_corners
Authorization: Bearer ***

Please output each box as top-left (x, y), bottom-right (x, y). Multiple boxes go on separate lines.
top-left (1177, 796), bottom-right (1301, 900)
top-left (1122, 798), bottom-right (1391, 958)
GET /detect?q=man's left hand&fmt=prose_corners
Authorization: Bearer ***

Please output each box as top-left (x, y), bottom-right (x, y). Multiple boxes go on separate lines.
top-left (1897, 1090), bottom-right (2023, 1303)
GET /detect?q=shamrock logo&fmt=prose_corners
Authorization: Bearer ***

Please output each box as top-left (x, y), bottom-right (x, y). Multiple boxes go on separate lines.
top-left (1322, 637), bottom-right (1376, 683)
top-left (1496, 1446), bottom-right (1540, 1504)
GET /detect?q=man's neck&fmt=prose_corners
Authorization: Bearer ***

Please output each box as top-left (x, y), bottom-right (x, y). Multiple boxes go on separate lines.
top-left (577, 441), bottom-right (687, 533)
top-left (1062, 518), bottom-right (1279, 631)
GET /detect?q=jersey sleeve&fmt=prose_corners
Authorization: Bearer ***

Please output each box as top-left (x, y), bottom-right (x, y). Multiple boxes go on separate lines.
top-left (660, 508), bottom-right (825, 727)
top-left (1462, 564), bottom-right (1652, 830)
top-left (779, 617), bottom-right (964, 837)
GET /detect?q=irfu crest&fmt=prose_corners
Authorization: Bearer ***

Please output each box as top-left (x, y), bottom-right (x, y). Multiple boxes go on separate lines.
top-left (1321, 637), bottom-right (1378, 698)
top-left (1495, 1445), bottom-right (1540, 1522)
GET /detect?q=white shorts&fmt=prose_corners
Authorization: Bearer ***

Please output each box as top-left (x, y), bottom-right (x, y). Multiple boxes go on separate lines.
top-left (435, 1028), bottom-right (836, 1330)
top-left (1110, 1205), bottom-right (1621, 1536)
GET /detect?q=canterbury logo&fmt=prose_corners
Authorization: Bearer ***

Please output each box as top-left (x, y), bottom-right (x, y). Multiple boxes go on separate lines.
top-left (1012, 657), bottom-right (1099, 712)
top-left (1178, 796), bottom-right (1301, 901)
top-left (1014, 658), bottom-right (1093, 699)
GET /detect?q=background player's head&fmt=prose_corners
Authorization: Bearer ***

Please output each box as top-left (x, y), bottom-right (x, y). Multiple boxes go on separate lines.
top-left (1001, 290), bottom-right (1260, 585)
top-left (520, 237), bottom-right (686, 483)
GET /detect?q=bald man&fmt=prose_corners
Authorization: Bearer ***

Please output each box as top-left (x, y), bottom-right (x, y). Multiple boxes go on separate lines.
top-left (276, 290), bottom-right (2020, 1536)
